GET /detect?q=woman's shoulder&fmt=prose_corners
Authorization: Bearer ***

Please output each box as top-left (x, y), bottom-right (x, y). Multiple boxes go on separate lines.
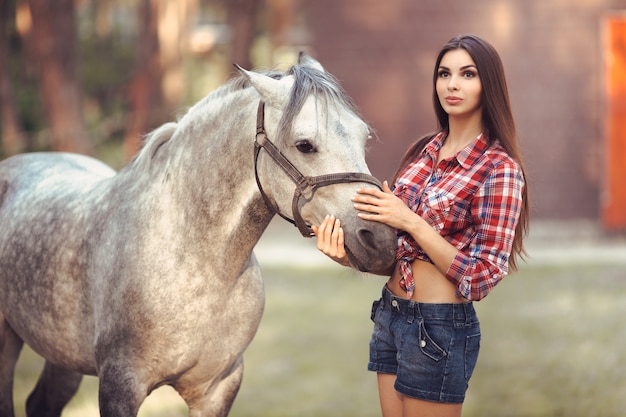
top-left (481, 141), bottom-right (525, 187)
top-left (485, 139), bottom-right (520, 168)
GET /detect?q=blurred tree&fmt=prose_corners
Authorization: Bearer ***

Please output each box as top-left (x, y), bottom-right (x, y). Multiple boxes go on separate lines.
top-left (124, 0), bottom-right (199, 159)
top-left (28, 0), bottom-right (93, 154)
top-left (124, 0), bottom-right (164, 158)
top-left (227, 0), bottom-right (261, 69)
top-left (159, 0), bottom-right (195, 108)
top-left (2, 0), bottom-right (294, 160)
top-left (267, 0), bottom-right (295, 49)
top-left (78, 0), bottom-right (135, 148)
top-left (0, 0), bottom-right (25, 156)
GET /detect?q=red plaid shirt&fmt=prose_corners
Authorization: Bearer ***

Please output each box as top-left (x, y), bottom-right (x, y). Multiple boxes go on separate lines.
top-left (393, 131), bottom-right (525, 301)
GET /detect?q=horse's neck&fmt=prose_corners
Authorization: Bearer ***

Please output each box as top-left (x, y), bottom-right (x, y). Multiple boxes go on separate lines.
top-left (115, 92), bottom-right (274, 267)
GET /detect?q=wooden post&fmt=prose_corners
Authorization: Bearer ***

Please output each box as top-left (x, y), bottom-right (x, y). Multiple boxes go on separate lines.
top-left (604, 16), bottom-right (626, 231)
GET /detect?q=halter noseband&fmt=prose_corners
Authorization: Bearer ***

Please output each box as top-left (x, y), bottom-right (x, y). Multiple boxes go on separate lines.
top-left (253, 100), bottom-right (383, 237)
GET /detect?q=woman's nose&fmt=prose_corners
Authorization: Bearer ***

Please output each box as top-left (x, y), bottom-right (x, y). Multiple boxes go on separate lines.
top-left (447, 77), bottom-right (459, 91)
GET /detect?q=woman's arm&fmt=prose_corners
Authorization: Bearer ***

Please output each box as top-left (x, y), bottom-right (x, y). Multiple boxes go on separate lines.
top-left (352, 182), bottom-right (459, 277)
top-left (443, 161), bottom-right (525, 300)
top-left (354, 163), bottom-right (524, 301)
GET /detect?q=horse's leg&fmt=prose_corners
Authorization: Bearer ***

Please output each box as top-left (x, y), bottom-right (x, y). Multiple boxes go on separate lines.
top-left (0, 318), bottom-right (24, 417)
top-left (97, 362), bottom-right (148, 417)
top-left (25, 361), bottom-right (83, 417)
top-left (182, 356), bottom-right (244, 417)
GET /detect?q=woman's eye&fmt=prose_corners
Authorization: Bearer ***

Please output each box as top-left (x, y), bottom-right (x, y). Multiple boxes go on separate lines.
top-left (438, 70), bottom-right (449, 78)
top-left (295, 140), bottom-right (315, 154)
top-left (463, 71), bottom-right (477, 78)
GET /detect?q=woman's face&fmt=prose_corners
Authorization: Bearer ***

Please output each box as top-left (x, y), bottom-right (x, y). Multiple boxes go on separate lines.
top-left (436, 49), bottom-right (483, 120)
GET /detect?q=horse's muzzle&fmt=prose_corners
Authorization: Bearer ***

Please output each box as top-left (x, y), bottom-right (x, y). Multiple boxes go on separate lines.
top-left (343, 221), bottom-right (396, 273)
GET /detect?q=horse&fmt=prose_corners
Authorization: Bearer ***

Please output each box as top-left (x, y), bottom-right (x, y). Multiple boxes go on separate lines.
top-left (0, 53), bottom-right (397, 417)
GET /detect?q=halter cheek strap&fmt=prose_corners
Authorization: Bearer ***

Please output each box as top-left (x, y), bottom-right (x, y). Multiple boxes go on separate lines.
top-left (253, 100), bottom-right (383, 237)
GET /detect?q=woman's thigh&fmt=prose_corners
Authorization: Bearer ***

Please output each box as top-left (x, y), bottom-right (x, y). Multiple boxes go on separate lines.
top-left (377, 373), bottom-right (463, 417)
top-left (377, 373), bottom-right (402, 417)
top-left (403, 395), bottom-right (463, 417)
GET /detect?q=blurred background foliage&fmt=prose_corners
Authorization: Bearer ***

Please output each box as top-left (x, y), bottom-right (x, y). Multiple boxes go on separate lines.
top-left (0, 0), bottom-right (305, 168)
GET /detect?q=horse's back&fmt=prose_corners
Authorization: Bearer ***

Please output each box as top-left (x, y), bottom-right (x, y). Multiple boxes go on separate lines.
top-left (0, 151), bottom-right (116, 269)
top-left (0, 152), bottom-right (115, 195)
top-left (0, 152), bottom-right (115, 233)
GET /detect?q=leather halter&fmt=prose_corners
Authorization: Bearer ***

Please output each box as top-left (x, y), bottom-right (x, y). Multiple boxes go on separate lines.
top-left (254, 101), bottom-right (383, 237)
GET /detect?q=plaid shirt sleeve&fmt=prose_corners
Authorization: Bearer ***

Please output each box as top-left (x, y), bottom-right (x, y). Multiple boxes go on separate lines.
top-left (445, 158), bottom-right (525, 301)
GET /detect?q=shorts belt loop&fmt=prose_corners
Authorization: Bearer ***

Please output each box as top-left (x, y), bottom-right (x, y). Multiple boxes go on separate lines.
top-left (407, 304), bottom-right (415, 324)
top-left (414, 301), bottom-right (423, 324)
top-left (463, 303), bottom-right (471, 326)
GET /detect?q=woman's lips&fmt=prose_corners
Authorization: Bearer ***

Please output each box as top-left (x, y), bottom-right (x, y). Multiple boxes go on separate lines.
top-left (445, 96), bottom-right (463, 105)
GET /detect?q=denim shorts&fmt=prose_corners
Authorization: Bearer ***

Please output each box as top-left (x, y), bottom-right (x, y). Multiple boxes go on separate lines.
top-left (368, 286), bottom-right (481, 404)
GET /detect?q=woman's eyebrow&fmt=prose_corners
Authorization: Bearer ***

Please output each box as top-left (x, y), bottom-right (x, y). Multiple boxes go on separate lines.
top-left (438, 65), bottom-right (477, 71)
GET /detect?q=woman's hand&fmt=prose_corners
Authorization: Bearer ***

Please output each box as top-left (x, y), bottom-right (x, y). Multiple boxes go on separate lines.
top-left (352, 181), bottom-right (419, 231)
top-left (355, 181), bottom-right (459, 280)
top-left (311, 215), bottom-right (351, 267)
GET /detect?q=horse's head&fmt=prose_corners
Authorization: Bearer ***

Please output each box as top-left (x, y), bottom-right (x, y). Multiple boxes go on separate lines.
top-left (236, 53), bottom-right (396, 272)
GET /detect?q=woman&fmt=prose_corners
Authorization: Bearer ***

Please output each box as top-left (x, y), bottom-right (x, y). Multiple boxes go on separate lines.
top-left (312, 34), bottom-right (529, 417)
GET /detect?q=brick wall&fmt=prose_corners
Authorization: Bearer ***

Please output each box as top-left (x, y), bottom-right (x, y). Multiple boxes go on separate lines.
top-left (301, 0), bottom-right (625, 220)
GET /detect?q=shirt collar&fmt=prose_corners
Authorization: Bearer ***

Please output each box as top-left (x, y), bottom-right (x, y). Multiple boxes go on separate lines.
top-left (424, 132), bottom-right (446, 159)
top-left (425, 130), bottom-right (491, 170)
top-left (457, 131), bottom-right (490, 169)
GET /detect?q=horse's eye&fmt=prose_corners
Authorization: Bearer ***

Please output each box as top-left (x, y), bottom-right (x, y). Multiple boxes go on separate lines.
top-left (295, 140), bottom-right (315, 154)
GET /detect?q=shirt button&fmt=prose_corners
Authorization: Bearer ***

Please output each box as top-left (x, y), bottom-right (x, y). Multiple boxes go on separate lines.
top-left (391, 300), bottom-right (398, 308)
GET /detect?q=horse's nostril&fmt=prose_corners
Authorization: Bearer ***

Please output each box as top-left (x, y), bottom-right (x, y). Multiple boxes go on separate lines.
top-left (358, 229), bottom-right (377, 250)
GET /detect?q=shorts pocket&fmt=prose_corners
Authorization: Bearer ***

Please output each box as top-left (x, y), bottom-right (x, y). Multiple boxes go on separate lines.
top-left (418, 320), bottom-right (447, 361)
top-left (464, 332), bottom-right (481, 381)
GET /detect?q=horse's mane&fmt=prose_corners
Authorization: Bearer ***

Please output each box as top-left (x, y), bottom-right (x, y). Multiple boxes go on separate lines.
top-left (131, 62), bottom-right (368, 170)
top-left (211, 64), bottom-right (367, 143)
top-left (276, 64), bottom-right (368, 143)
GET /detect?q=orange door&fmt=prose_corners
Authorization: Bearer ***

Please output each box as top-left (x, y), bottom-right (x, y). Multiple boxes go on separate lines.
top-left (604, 16), bottom-right (626, 231)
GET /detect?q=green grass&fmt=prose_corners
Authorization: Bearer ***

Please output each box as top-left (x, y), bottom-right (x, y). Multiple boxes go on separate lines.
top-left (11, 263), bottom-right (626, 416)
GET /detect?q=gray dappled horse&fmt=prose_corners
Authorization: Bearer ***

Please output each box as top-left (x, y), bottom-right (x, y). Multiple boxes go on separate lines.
top-left (0, 54), bottom-right (396, 417)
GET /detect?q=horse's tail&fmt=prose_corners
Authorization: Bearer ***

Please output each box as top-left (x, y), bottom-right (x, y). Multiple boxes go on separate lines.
top-left (0, 180), bottom-right (8, 207)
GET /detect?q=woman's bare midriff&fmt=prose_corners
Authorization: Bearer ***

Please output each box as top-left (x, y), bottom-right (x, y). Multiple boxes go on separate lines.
top-left (386, 260), bottom-right (470, 303)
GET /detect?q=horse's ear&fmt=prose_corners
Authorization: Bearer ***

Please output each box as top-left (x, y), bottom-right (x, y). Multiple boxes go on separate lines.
top-left (234, 64), bottom-right (293, 108)
top-left (298, 52), bottom-right (325, 72)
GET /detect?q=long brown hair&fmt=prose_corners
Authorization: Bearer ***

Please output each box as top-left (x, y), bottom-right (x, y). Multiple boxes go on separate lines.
top-left (394, 34), bottom-right (530, 270)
